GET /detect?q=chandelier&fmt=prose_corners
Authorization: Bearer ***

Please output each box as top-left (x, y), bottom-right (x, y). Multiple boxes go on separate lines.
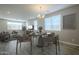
top-left (37, 6), bottom-right (45, 19)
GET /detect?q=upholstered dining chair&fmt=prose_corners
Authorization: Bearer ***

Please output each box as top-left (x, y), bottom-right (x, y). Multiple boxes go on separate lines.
top-left (54, 35), bottom-right (60, 55)
top-left (16, 34), bottom-right (32, 55)
top-left (47, 33), bottom-right (60, 55)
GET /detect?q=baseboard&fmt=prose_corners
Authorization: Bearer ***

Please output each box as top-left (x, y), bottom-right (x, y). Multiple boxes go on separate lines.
top-left (59, 41), bottom-right (79, 47)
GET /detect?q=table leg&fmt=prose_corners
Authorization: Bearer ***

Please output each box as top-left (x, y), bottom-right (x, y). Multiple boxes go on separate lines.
top-left (56, 43), bottom-right (57, 55)
top-left (30, 38), bottom-right (32, 55)
top-left (16, 40), bottom-right (18, 55)
top-left (20, 42), bottom-right (21, 48)
top-left (58, 40), bottom-right (60, 54)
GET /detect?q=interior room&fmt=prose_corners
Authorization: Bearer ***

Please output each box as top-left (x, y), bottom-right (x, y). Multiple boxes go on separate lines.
top-left (0, 4), bottom-right (79, 55)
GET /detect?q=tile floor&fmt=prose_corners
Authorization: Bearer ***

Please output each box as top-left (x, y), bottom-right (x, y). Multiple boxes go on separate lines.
top-left (0, 38), bottom-right (79, 55)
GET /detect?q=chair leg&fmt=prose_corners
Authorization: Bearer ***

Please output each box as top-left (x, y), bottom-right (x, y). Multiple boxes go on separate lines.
top-left (16, 40), bottom-right (18, 55)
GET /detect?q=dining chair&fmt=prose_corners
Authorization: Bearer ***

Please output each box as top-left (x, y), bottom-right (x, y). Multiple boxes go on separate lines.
top-left (16, 33), bottom-right (32, 55)
top-left (54, 35), bottom-right (60, 55)
top-left (45, 33), bottom-right (60, 55)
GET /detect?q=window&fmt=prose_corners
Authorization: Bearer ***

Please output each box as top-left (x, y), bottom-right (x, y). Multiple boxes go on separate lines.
top-left (34, 20), bottom-right (38, 30)
top-left (7, 21), bottom-right (23, 30)
top-left (45, 15), bottom-right (61, 31)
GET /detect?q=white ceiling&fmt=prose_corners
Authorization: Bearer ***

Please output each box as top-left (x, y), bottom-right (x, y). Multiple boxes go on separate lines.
top-left (0, 4), bottom-right (75, 20)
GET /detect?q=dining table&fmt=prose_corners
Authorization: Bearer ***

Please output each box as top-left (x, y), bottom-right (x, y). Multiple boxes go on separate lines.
top-left (16, 31), bottom-right (51, 55)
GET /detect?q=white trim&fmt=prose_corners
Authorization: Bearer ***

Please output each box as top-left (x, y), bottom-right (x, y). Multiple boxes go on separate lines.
top-left (59, 41), bottom-right (79, 47)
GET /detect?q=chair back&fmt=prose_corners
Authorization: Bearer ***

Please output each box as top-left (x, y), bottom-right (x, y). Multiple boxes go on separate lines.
top-left (17, 33), bottom-right (32, 42)
top-left (54, 35), bottom-right (59, 44)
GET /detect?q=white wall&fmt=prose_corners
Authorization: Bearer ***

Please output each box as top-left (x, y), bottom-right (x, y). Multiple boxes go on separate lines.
top-left (44, 5), bottom-right (79, 45)
top-left (0, 19), bottom-right (7, 32)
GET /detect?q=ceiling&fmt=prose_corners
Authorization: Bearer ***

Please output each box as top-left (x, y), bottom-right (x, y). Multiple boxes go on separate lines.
top-left (0, 4), bottom-right (75, 20)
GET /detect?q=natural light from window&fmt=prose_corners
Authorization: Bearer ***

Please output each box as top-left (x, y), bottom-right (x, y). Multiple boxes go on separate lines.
top-left (7, 21), bottom-right (23, 30)
top-left (45, 15), bottom-right (61, 31)
top-left (34, 20), bottom-right (38, 30)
